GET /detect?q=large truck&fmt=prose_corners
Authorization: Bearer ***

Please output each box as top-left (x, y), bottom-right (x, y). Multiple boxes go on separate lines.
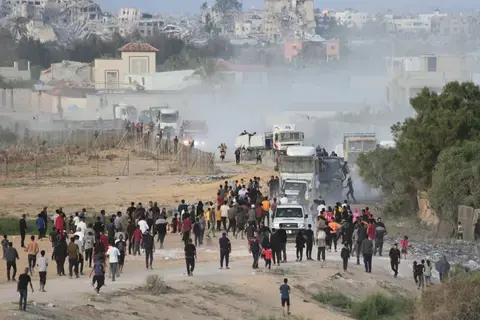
top-left (234, 132), bottom-right (273, 150)
top-left (317, 156), bottom-right (345, 202)
top-left (343, 133), bottom-right (377, 170)
top-left (278, 146), bottom-right (317, 208)
top-left (272, 124), bottom-right (304, 154)
top-left (182, 120), bottom-right (208, 145)
top-left (158, 108), bottom-right (180, 136)
top-left (53, 103), bottom-right (137, 129)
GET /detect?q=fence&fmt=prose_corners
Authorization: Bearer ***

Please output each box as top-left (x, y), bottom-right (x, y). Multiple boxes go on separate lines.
top-left (0, 129), bottom-right (215, 178)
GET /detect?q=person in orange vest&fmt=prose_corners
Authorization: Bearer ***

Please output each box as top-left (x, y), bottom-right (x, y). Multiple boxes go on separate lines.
top-left (328, 220), bottom-right (341, 252)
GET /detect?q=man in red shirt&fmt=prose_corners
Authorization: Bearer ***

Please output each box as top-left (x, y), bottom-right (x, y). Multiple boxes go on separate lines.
top-left (132, 226), bottom-right (142, 256)
top-left (182, 217), bottom-right (192, 245)
top-left (99, 231), bottom-right (109, 252)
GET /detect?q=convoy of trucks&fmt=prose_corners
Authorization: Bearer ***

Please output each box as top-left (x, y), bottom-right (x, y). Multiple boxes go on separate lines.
top-left (53, 103), bottom-right (138, 129)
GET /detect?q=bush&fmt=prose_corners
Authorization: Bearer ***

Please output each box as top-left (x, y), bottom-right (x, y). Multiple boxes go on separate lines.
top-left (313, 291), bottom-right (353, 310)
top-left (350, 293), bottom-right (413, 320)
top-left (409, 271), bottom-right (480, 320)
top-left (144, 275), bottom-right (169, 294)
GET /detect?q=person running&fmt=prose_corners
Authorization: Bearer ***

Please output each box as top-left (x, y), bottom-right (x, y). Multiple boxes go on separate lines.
top-left (219, 232), bottom-right (231, 269)
top-left (5, 241), bottom-right (19, 281)
top-left (89, 260), bottom-right (105, 295)
top-left (155, 214), bottom-right (168, 248)
top-left (279, 278), bottom-right (291, 317)
top-left (184, 238), bottom-right (197, 276)
top-left (37, 250), bottom-right (48, 292)
top-left (25, 236), bottom-right (39, 276)
top-left (400, 235), bottom-right (409, 260)
top-left (17, 267), bottom-right (33, 311)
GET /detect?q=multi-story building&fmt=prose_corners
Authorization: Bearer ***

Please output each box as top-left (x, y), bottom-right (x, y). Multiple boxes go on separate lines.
top-left (118, 8), bottom-right (142, 23)
top-left (386, 54), bottom-right (476, 108)
top-left (386, 18), bottom-right (431, 34)
top-left (431, 14), bottom-right (470, 36)
top-left (234, 10), bottom-right (263, 37)
top-left (334, 9), bottom-right (370, 29)
top-left (264, 0), bottom-right (315, 41)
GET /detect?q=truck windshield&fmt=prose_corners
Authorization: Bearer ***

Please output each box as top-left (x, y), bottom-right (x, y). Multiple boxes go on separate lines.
top-left (279, 132), bottom-right (304, 142)
top-left (347, 140), bottom-right (376, 152)
top-left (161, 114), bottom-right (178, 123)
top-left (318, 159), bottom-right (341, 182)
top-left (275, 207), bottom-right (303, 218)
top-left (279, 156), bottom-right (314, 174)
top-left (284, 181), bottom-right (307, 191)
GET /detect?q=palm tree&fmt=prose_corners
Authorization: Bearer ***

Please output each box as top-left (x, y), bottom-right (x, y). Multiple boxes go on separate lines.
top-left (10, 17), bottom-right (28, 40)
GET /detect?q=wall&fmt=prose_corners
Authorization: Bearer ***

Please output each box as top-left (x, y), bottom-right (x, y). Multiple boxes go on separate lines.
top-left (0, 63), bottom-right (31, 81)
top-left (0, 89), bottom-right (53, 113)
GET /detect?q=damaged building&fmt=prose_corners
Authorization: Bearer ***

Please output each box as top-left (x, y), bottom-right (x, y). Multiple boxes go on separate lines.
top-left (264, 0), bottom-right (315, 42)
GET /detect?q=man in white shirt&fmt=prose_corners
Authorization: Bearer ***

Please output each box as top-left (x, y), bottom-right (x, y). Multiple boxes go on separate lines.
top-left (73, 213), bottom-right (80, 229)
top-left (138, 219), bottom-right (149, 234)
top-left (76, 218), bottom-right (87, 239)
top-left (220, 203), bottom-right (229, 231)
top-left (37, 249), bottom-right (48, 292)
top-left (280, 194), bottom-right (289, 205)
top-left (106, 245), bottom-right (120, 282)
top-left (238, 187), bottom-right (247, 199)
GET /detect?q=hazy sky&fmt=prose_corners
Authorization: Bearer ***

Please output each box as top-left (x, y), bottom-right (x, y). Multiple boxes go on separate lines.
top-left (100, 0), bottom-right (478, 14)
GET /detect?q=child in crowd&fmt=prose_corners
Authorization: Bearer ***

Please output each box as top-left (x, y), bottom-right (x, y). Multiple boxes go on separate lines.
top-left (400, 235), bottom-right (409, 260)
top-left (262, 246), bottom-right (272, 269)
top-left (340, 242), bottom-right (350, 271)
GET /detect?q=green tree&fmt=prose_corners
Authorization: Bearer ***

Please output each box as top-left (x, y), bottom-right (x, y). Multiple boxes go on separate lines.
top-left (10, 17), bottom-right (28, 39)
top-left (428, 141), bottom-right (480, 222)
top-left (392, 82), bottom-right (480, 190)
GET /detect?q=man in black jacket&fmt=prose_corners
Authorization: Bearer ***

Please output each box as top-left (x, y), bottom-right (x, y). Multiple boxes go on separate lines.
top-left (143, 231), bottom-right (155, 269)
top-left (277, 226), bottom-right (288, 263)
top-left (304, 224), bottom-right (314, 260)
top-left (389, 243), bottom-right (401, 277)
top-left (270, 228), bottom-right (281, 265)
top-left (19, 215), bottom-right (27, 248)
top-left (219, 232), bottom-right (231, 269)
top-left (52, 238), bottom-right (67, 276)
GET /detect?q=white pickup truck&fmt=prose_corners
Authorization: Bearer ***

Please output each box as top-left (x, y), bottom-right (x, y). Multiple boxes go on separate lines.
top-left (271, 204), bottom-right (309, 237)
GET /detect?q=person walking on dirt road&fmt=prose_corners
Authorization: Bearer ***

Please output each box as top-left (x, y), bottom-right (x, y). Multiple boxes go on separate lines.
top-left (17, 267), bottom-right (33, 311)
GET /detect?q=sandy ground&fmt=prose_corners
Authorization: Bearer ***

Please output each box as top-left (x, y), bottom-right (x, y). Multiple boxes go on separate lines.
top-left (0, 158), bottom-right (421, 320)
top-left (0, 160), bottom-right (274, 217)
top-left (0, 239), bottom-right (421, 320)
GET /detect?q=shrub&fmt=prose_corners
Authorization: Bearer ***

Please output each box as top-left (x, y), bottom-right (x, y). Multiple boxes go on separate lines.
top-left (409, 271), bottom-right (480, 320)
top-left (350, 293), bottom-right (413, 320)
top-left (313, 291), bottom-right (353, 310)
top-left (144, 275), bottom-right (169, 294)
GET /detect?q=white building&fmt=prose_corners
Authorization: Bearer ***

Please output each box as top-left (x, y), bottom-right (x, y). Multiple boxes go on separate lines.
top-left (118, 8), bottom-right (142, 23)
top-left (334, 10), bottom-right (370, 29)
top-left (234, 10), bottom-right (263, 37)
top-left (387, 18), bottom-right (431, 34)
top-left (418, 9), bottom-right (447, 22)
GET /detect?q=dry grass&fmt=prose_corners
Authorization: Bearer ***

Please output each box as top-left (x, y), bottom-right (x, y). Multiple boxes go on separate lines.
top-left (409, 271), bottom-right (480, 320)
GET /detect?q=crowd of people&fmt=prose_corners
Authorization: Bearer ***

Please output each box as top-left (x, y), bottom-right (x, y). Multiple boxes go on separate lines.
top-left (1, 174), bottom-right (451, 313)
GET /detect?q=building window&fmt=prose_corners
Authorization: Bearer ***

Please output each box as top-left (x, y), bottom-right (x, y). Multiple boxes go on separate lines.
top-left (130, 58), bottom-right (148, 74)
top-left (105, 71), bottom-right (118, 89)
top-left (427, 56), bottom-right (437, 72)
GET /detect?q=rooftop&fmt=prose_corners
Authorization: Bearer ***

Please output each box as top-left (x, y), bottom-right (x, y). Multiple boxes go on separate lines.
top-left (118, 42), bottom-right (159, 52)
